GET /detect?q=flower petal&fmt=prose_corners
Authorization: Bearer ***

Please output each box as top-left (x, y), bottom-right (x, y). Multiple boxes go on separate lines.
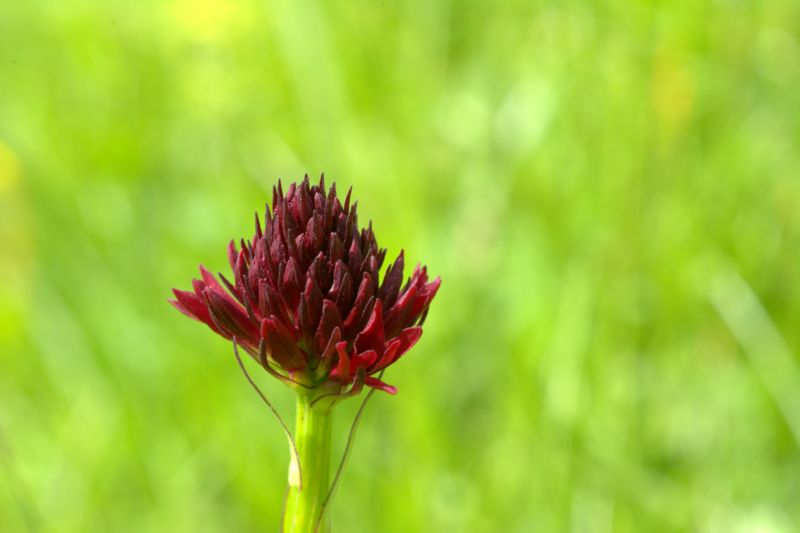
top-left (282, 257), bottom-right (302, 312)
top-left (354, 299), bottom-right (385, 354)
top-left (374, 327), bottom-right (422, 371)
top-left (204, 289), bottom-right (258, 340)
top-left (352, 349), bottom-right (378, 371)
top-left (227, 240), bottom-right (238, 272)
top-left (261, 317), bottom-right (305, 370)
top-left (303, 277), bottom-right (323, 331)
top-left (199, 265), bottom-right (224, 292)
top-left (315, 300), bottom-right (343, 354)
top-left (343, 273), bottom-right (373, 336)
top-left (330, 341), bottom-right (350, 382)
top-left (365, 376), bottom-right (397, 395)
top-left (378, 251), bottom-right (404, 308)
top-left (320, 326), bottom-right (341, 361)
top-left (170, 289), bottom-right (222, 334)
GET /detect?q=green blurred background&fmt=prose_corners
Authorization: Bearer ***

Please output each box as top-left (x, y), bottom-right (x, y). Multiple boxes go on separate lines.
top-left (1, 1), bottom-right (800, 531)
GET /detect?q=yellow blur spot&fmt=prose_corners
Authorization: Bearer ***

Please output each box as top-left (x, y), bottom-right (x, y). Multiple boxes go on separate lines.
top-left (166, 0), bottom-right (252, 43)
top-left (0, 140), bottom-right (20, 195)
top-left (650, 49), bottom-right (695, 152)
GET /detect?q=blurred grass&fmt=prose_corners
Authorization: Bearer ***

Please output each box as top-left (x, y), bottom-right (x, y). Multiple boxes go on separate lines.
top-left (1, 0), bottom-right (800, 531)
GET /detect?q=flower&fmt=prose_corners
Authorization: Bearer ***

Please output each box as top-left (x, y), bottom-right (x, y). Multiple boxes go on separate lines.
top-left (170, 176), bottom-right (440, 395)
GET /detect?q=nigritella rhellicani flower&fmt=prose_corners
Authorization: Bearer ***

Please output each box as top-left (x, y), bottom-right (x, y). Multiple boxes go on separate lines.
top-left (170, 175), bottom-right (440, 396)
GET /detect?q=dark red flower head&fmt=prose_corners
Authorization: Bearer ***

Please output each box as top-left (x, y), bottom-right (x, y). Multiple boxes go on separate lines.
top-left (170, 176), bottom-right (440, 395)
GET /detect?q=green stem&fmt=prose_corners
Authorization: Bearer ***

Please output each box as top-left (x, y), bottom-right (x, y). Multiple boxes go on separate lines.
top-left (283, 392), bottom-right (333, 533)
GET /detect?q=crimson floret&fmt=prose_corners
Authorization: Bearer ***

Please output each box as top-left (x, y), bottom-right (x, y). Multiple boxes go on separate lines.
top-left (170, 175), bottom-right (440, 395)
